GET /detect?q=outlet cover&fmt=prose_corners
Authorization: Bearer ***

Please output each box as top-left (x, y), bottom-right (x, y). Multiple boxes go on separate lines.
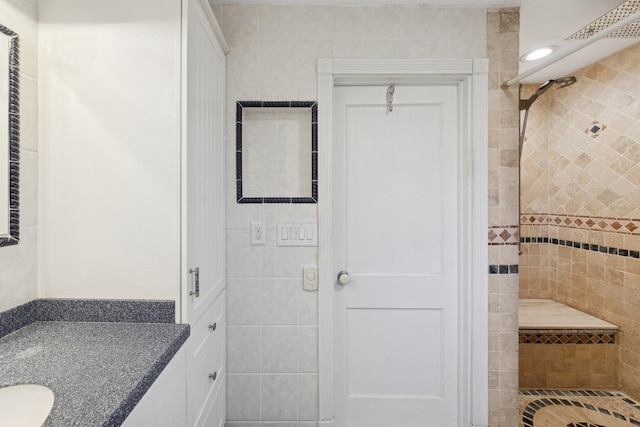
top-left (250, 221), bottom-right (266, 245)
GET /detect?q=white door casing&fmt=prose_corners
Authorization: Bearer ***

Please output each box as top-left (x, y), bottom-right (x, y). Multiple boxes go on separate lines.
top-left (317, 59), bottom-right (489, 427)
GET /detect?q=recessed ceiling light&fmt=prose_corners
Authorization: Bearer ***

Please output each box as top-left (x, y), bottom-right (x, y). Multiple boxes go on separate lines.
top-left (520, 46), bottom-right (558, 62)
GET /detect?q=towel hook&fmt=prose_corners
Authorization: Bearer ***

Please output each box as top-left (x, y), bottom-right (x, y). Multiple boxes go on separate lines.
top-left (386, 85), bottom-right (395, 113)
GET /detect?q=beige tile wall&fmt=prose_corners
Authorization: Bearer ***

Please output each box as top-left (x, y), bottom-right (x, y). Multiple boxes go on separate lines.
top-left (520, 43), bottom-right (640, 398)
top-left (487, 8), bottom-right (520, 427)
top-left (520, 342), bottom-right (618, 389)
top-left (0, 0), bottom-right (39, 312)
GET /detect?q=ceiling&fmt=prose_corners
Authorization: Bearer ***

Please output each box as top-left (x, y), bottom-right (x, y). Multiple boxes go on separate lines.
top-left (210, 0), bottom-right (640, 83)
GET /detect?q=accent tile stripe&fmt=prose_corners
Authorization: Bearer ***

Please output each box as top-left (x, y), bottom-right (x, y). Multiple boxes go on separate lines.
top-left (489, 264), bottom-right (519, 274)
top-left (519, 332), bottom-right (616, 344)
top-left (521, 213), bottom-right (640, 235)
top-left (521, 236), bottom-right (640, 259)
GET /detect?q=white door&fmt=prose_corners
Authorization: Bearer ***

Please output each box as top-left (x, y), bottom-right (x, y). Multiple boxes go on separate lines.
top-left (332, 85), bottom-right (460, 427)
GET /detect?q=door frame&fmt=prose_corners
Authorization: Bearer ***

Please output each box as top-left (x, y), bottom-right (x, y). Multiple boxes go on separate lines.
top-left (317, 58), bottom-right (489, 427)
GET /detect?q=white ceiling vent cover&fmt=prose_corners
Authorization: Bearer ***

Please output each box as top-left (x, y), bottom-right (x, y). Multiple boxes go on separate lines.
top-left (567, 0), bottom-right (640, 39)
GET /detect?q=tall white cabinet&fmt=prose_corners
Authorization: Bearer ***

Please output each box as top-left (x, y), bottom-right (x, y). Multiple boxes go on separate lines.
top-left (39, 0), bottom-right (227, 425)
top-left (182, 0), bottom-right (227, 425)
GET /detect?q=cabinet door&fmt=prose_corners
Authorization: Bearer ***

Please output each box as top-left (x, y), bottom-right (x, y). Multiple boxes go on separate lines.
top-left (183, 0), bottom-right (226, 325)
top-left (121, 348), bottom-right (187, 427)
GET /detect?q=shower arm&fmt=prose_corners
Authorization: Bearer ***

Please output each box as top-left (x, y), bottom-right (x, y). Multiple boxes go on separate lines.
top-left (502, 8), bottom-right (640, 88)
top-left (517, 107), bottom-right (530, 255)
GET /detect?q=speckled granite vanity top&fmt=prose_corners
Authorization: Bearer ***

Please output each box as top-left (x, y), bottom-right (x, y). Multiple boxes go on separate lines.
top-left (0, 299), bottom-right (189, 427)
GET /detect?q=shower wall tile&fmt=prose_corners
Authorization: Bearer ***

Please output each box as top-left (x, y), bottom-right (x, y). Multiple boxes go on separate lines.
top-left (520, 42), bottom-right (640, 401)
top-left (487, 8), bottom-right (520, 427)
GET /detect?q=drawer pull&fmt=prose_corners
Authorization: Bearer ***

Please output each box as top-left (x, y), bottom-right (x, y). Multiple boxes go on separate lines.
top-left (208, 322), bottom-right (217, 331)
top-left (209, 372), bottom-right (217, 381)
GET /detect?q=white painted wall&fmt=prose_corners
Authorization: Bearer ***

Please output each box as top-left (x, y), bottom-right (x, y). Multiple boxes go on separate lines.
top-left (0, 0), bottom-right (38, 312)
top-left (38, 0), bottom-right (182, 304)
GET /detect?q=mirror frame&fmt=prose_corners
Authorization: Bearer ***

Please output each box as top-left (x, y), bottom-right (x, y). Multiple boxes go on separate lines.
top-left (236, 101), bottom-right (317, 204)
top-left (0, 24), bottom-right (19, 247)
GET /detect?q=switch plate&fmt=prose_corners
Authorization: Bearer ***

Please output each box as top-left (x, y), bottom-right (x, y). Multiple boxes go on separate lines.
top-left (303, 266), bottom-right (318, 291)
top-left (250, 221), bottom-right (266, 245)
top-left (277, 221), bottom-right (317, 247)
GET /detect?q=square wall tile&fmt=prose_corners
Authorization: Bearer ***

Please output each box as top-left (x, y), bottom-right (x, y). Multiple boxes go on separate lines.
top-left (262, 279), bottom-right (298, 325)
top-left (262, 326), bottom-right (298, 373)
top-left (228, 326), bottom-right (261, 373)
top-left (298, 374), bottom-right (319, 420)
top-left (227, 278), bottom-right (261, 325)
top-left (262, 374), bottom-right (298, 421)
top-left (227, 374), bottom-right (261, 421)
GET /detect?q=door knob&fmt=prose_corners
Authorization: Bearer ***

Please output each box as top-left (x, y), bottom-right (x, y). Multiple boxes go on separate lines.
top-left (337, 271), bottom-right (350, 285)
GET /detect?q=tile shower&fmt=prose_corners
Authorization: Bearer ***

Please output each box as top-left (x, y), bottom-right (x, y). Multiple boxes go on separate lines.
top-left (519, 39), bottom-right (640, 409)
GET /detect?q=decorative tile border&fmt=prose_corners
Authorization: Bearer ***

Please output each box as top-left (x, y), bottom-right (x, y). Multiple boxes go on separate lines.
top-left (520, 390), bottom-right (640, 427)
top-left (521, 236), bottom-right (640, 260)
top-left (519, 331), bottom-right (616, 344)
top-left (0, 299), bottom-right (176, 339)
top-left (0, 24), bottom-right (19, 247)
top-left (488, 225), bottom-right (519, 245)
top-left (236, 100), bottom-right (318, 204)
top-left (521, 213), bottom-right (640, 235)
top-left (489, 264), bottom-right (519, 274)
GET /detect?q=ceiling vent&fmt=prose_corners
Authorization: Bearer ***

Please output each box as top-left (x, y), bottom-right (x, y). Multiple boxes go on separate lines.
top-left (567, 0), bottom-right (640, 40)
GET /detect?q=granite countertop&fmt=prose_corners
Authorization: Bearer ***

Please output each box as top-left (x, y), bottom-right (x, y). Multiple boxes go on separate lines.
top-left (0, 320), bottom-right (189, 426)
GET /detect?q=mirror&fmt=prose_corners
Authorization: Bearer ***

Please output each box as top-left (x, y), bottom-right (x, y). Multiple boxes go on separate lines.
top-left (0, 24), bottom-right (18, 247)
top-left (236, 101), bottom-right (317, 204)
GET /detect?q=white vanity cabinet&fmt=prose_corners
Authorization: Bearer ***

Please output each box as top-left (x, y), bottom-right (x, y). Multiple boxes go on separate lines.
top-left (121, 348), bottom-right (188, 427)
top-left (39, 0), bottom-right (227, 424)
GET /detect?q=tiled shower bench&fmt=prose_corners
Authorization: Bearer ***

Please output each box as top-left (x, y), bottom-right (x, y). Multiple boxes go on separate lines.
top-left (519, 299), bottom-right (619, 389)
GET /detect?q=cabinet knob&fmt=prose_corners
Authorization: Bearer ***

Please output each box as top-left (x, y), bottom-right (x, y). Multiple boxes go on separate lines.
top-left (209, 372), bottom-right (217, 381)
top-left (208, 323), bottom-right (217, 331)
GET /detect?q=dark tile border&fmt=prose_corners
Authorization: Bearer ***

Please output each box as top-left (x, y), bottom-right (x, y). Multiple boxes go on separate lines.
top-left (236, 100), bottom-right (317, 204)
top-left (0, 24), bottom-right (19, 247)
top-left (0, 299), bottom-right (175, 338)
top-left (519, 331), bottom-right (616, 344)
top-left (489, 264), bottom-right (519, 274)
top-left (520, 390), bottom-right (640, 427)
top-left (521, 236), bottom-right (640, 259)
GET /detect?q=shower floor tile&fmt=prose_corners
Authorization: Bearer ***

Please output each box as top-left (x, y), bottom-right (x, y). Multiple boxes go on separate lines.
top-left (519, 390), bottom-right (640, 427)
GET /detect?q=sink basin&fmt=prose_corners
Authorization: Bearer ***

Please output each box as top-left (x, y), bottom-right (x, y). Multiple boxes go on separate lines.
top-left (0, 384), bottom-right (54, 426)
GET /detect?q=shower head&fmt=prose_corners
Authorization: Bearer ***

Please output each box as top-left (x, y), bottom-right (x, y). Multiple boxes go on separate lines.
top-left (519, 76), bottom-right (577, 110)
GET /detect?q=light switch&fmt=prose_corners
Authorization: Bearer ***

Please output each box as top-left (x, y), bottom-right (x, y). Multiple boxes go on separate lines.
top-left (277, 221), bottom-right (317, 246)
top-left (303, 266), bottom-right (318, 291)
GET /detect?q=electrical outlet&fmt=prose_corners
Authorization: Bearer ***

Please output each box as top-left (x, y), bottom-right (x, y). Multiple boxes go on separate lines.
top-left (250, 221), bottom-right (266, 245)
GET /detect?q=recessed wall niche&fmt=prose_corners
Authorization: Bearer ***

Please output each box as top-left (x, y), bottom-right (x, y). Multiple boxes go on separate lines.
top-left (236, 101), bottom-right (317, 204)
